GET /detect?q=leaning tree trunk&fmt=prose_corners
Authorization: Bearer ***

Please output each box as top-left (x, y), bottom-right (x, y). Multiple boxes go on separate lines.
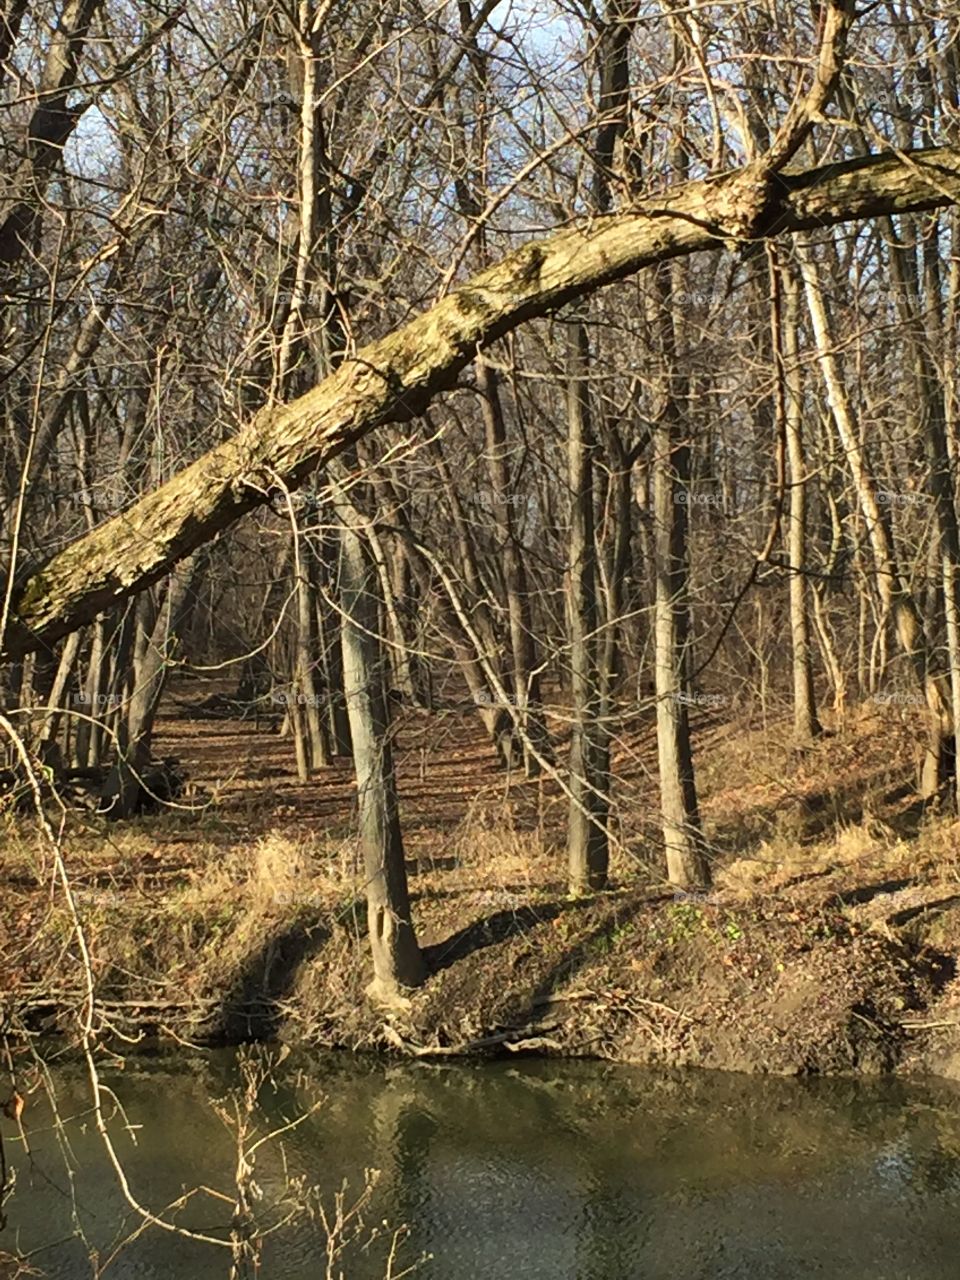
top-left (6, 148), bottom-right (960, 660)
top-left (336, 489), bottom-right (425, 1001)
top-left (799, 241), bottom-right (951, 798)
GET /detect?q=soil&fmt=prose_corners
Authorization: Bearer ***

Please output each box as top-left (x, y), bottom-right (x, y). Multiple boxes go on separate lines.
top-left (4, 680), bottom-right (960, 1081)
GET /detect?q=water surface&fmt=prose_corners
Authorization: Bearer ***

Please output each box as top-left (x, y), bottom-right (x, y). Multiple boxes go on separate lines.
top-left (4, 1050), bottom-right (960, 1278)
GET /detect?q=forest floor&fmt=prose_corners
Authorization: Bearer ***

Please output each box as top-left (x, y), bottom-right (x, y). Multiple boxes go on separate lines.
top-left (4, 679), bottom-right (960, 1080)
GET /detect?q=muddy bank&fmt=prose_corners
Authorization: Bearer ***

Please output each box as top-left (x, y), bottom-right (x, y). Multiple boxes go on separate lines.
top-left (6, 829), bottom-right (960, 1081)
top-left (7, 683), bottom-right (957, 1078)
top-left (289, 876), bottom-right (960, 1080)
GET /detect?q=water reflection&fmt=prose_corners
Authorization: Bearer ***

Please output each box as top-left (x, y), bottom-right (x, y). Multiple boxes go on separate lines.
top-left (3, 1052), bottom-right (960, 1278)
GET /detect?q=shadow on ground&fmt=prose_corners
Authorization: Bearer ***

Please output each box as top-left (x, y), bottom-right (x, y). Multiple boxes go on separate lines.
top-left (219, 918), bottom-right (331, 1040)
top-left (423, 900), bottom-right (575, 973)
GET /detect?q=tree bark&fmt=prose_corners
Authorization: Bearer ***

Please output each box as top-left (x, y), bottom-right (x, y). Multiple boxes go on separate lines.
top-left (276, 6), bottom-right (423, 1004)
top-left (336, 493), bottom-right (425, 1000)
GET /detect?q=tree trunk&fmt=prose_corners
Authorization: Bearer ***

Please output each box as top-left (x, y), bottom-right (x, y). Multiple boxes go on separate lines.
top-left (798, 241), bottom-right (951, 798)
top-left (365, 518), bottom-right (417, 704)
top-left (37, 629), bottom-right (81, 769)
top-left (336, 494), bottom-right (425, 1001)
top-left (596, 415), bottom-right (636, 726)
top-left (476, 358), bottom-right (551, 775)
top-left (566, 318), bottom-right (610, 895)
top-left (292, 535), bottom-right (328, 775)
top-left (650, 269), bottom-right (712, 892)
top-left (780, 259), bottom-right (821, 742)
top-left (0, 0), bottom-right (104, 275)
top-left (99, 562), bottom-right (194, 817)
top-left (885, 216), bottom-right (960, 803)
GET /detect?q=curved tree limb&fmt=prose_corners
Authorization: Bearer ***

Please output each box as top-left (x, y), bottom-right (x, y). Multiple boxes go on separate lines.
top-left (4, 144), bottom-right (960, 659)
top-left (764, 0), bottom-right (856, 173)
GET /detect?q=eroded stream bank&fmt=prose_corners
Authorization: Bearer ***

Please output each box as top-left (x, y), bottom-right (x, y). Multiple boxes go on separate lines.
top-left (8, 863), bottom-right (960, 1081)
top-left (10, 699), bottom-right (960, 1082)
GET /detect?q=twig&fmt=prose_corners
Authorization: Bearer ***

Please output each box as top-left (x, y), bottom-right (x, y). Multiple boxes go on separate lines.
top-left (629, 997), bottom-right (693, 1022)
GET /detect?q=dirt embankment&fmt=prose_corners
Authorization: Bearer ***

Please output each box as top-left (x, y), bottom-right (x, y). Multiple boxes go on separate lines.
top-left (272, 860), bottom-right (960, 1081)
top-left (4, 697), bottom-right (960, 1080)
top-left (4, 821), bottom-right (960, 1081)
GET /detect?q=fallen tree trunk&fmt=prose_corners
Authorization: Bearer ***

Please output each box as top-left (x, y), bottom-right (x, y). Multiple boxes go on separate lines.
top-left (4, 147), bottom-right (960, 659)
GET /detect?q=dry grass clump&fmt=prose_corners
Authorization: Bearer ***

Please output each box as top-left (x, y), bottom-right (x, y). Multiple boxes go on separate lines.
top-left (177, 829), bottom-right (357, 916)
top-left (715, 853), bottom-right (784, 894)
top-left (247, 829), bottom-right (356, 909)
top-left (0, 819), bottom-right (49, 882)
top-left (446, 796), bottom-right (553, 895)
top-left (133, 829), bottom-right (359, 997)
top-left (716, 822), bottom-right (890, 897)
top-left (711, 806), bottom-right (960, 909)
